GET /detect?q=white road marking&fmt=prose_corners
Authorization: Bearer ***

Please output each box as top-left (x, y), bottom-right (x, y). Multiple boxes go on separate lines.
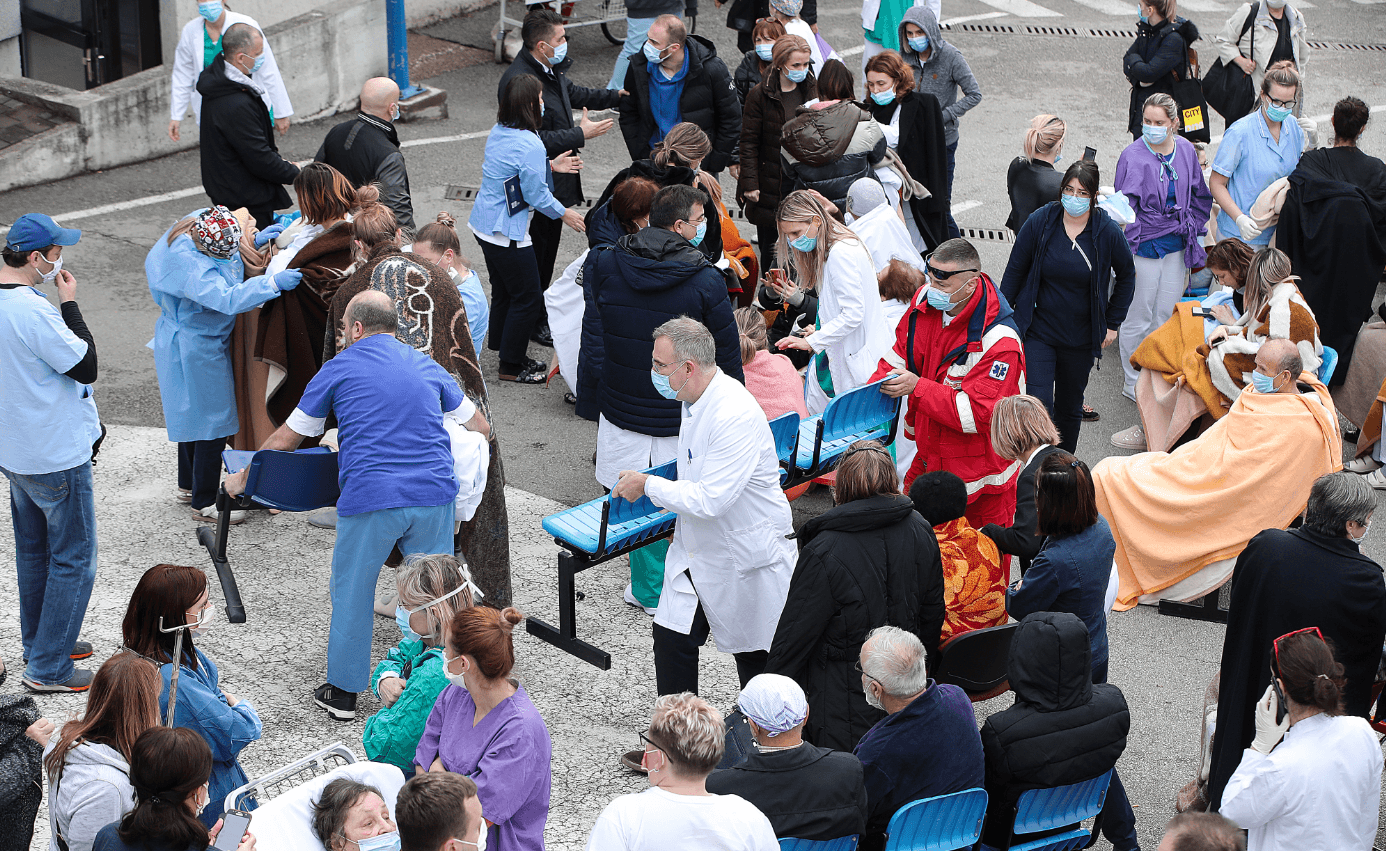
top-left (400, 129), bottom-right (492, 148)
top-left (952, 200), bottom-right (983, 215)
top-left (1348, 0), bottom-right (1386, 5)
top-left (1167, 0), bottom-right (1228, 10)
top-left (1066, 0), bottom-right (1137, 16)
top-left (942, 11), bottom-right (1013, 24)
top-left (840, 44), bottom-right (866, 57)
top-left (973, 0), bottom-right (1064, 17)
top-left (55, 186), bottom-right (208, 222)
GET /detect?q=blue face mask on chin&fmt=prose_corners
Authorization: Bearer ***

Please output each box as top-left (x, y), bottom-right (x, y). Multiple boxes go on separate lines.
top-left (1249, 370), bottom-right (1281, 394)
top-left (1060, 194), bottom-right (1090, 217)
top-left (755, 44), bottom-right (774, 62)
top-left (784, 67), bottom-right (809, 84)
top-left (871, 90), bottom-right (896, 106)
top-left (353, 832), bottom-right (402, 851)
top-left (1141, 124), bottom-right (1169, 145)
top-left (908, 35), bottom-right (929, 52)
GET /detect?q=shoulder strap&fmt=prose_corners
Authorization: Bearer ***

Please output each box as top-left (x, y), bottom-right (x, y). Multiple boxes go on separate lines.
top-left (1239, 3), bottom-right (1258, 53)
top-left (905, 308), bottom-right (919, 376)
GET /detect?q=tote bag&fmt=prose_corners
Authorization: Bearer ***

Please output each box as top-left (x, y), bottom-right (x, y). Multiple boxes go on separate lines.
top-left (1202, 6), bottom-right (1257, 124)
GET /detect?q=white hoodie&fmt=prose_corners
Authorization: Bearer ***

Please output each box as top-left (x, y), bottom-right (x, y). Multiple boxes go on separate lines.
top-left (43, 740), bottom-right (136, 851)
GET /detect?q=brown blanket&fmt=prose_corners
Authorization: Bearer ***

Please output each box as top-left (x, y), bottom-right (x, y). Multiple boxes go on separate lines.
top-left (326, 244), bottom-right (513, 604)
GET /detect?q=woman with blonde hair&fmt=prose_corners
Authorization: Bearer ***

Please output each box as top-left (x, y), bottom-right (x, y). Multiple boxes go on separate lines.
top-left (979, 395), bottom-right (1063, 574)
top-left (362, 553), bottom-right (478, 773)
top-left (587, 693), bottom-right (779, 849)
top-left (734, 306), bottom-right (806, 421)
top-left (766, 440), bottom-right (945, 749)
top-left (1006, 115), bottom-right (1067, 233)
top-left (773, 190), bottom-right (891, 414)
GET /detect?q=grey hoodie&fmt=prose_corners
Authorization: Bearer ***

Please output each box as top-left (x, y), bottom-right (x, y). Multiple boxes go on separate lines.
top-left (897, 7), bottom-right (983, 146)
top-left (43, 740), bottom-right (135, 851)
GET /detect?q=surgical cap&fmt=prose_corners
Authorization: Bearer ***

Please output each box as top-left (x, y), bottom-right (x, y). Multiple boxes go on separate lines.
top-left (769, 0), bottom-right (804, 18)
top-left (737, 674), bottom-right (808, 736)
top-left (847, 178), bottom-right (890, 219)
top-left (191, 206), bottom-right (242, 260)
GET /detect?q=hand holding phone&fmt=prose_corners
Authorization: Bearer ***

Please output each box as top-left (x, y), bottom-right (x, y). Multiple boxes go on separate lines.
top-left (212, 811), bottom-right (253, 851)
top-left (1083, 146), bottom-right (1097, 162)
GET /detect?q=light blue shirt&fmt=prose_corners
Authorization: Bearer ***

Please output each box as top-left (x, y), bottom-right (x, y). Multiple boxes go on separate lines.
top-left (1212, 109), bottom-right (1304, 246)
top-left (146, 224), bottom-right (282, 443)
top-left (451, 267), bottom-right (490, 357)
top-left (0, 285), bottom-right (102, 475)
top-left (468, 123), bottom-right (567, 244)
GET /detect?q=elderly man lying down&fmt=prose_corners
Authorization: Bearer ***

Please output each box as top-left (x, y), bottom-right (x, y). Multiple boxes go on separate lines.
top-left (1094, 339), bottom-right (1341, 610)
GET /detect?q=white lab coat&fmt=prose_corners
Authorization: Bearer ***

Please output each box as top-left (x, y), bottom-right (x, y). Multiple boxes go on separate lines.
top-left (804, 237), bottom-right (892, 415)
top-left (1221, 713), bottom-right (1382, 851)
top-left (848, 204), bottom-right (925, 274)
top-left (646, 372), bottom-right (797, 653)
top-left (170, 13), bottom-right (294, 124)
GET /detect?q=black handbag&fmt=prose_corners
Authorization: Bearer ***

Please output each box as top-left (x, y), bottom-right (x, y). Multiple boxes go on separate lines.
top-left (1201, 5), bottom-right (1258, 124)
top-left (1174, 59), bottom-right (1212, 144)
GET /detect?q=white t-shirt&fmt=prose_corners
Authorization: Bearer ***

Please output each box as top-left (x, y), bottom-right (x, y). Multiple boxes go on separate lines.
top-left (585, 787), bottom-right (779, 851)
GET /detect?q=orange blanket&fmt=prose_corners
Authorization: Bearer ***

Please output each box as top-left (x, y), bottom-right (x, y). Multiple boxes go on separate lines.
top-left (935, 518), bottom-right (1008, 640)
top-left (1131, 301), bottom-right (1229, 420)
top-left (1094, 376), bottom-right (1341, 611)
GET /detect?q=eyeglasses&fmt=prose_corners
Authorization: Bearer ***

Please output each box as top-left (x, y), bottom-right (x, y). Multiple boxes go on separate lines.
top-left (1266, 96), bottom-right (1297, 109)
top-left (1272, 626), bottom-right (1325, 674)
top-left (1061, 187), bottom-right (1095, 199)
top-left (651, 357), bottom-right (688, 374)
top-left (638, 730), bottom-right (664, 753)
top-left (923, 253), bottom-right (978, 281)
top-left (854, 660), bottom-right (882, 684)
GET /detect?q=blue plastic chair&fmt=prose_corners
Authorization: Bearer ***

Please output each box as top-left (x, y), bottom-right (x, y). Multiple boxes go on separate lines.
top-left (1005, 770), bottom-right (1113, 851)
top-left (542, 460), bottom-right (677, 558)
top-left (884, 787), bottom-right (988, 851)
top-left (1318, 346), bottom-right (1338, 384)
top-left (780, 836), bottom-right (859, 851)
top-left (768, 412), bottom-right (801, 485)
top-left (199, 448), bottom-right (341, 623)
top-left (793, 379), bottom-right (901, 473)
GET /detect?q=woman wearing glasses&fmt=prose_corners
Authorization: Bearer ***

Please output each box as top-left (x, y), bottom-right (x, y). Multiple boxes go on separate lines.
top-left (999, 160), bottom-right (1136, 452)
top-left (585, 693), bottom-right (779, 850)
top-left (120, 564), bottom-right (262, 829)
top-left (1220, 629), bottom-right (1383, 851)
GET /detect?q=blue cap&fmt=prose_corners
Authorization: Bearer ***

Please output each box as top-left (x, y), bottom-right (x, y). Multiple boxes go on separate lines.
top-left (5, 214), bottom-right (82, 253)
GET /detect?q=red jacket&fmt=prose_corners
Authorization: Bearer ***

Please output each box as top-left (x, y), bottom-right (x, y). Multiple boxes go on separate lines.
top-left (872, 273), bottom-right (1025, 498)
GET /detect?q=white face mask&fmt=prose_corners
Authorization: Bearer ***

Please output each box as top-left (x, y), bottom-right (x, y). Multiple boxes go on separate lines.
top-left (443, 651), bottom-right (468, 689)
top-left (456, 825), bottom-right (487, 851)
top-left (36, 253), bottom-right (62, 285)
top-left (1350, 520), bottom-right (1371, 544)
top-left (863, 679), bottom-right (885, 711)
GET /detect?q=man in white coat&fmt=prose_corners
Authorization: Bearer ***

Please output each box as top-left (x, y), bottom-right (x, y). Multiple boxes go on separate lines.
top-left (613, 316), bottom-right (797, 698)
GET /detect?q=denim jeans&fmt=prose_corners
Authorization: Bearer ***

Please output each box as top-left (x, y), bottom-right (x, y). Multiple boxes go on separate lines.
top-left (608, 16), bottom-right (657, 90)
top-left (3, 461), bottom-right (97, 685)
top-left (326, 502), bottom-right (455, 693)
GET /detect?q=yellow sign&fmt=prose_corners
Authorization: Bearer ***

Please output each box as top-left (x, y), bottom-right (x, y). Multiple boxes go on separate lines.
top-left (1183, 105), bottom-right (1206, 133)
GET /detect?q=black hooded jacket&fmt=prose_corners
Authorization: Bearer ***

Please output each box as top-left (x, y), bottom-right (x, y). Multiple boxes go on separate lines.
top-left (706, 744), bottom-right (867, 841)
top-left (766, 494), bottom-right (945, 751)
top-left (196, 53), bottom-right (299, 213)
top-left (979, 612), bottom-right (1130, 847)
top-left (619, 35), bottom-right (742, 173)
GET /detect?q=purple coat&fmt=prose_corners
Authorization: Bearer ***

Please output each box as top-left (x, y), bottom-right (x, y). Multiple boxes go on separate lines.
top-left (415, 683), bottom-right (552, 851)
top-left (1114, 135), bottom-right (1213, 269)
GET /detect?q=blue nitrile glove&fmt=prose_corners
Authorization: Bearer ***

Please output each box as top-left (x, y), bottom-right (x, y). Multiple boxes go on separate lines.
top-left (254, 223), bottom-right (286, 247)
top-left (273, 269), bottom-right (303, 291)
top-left (273, 211), bottom-right (302, 228)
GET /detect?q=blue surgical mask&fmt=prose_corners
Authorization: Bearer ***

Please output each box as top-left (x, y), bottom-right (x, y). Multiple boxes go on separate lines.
top-left (1055, 154), bottom-right (1063, 164)
top-left (1249, 370), bottom-right (1280, 393)
top-left (908, 35), bottom-right (929, 52)
top-left (539, 99), bottom-right (545, 117)
top-left (1137, 9), bottom-right (1149, 24)
top-left (651, 365), bottom-right (685, 400)
top-left (1060, 194), bottom-right (1090, 217)
top-left (1141, 124), bottom-right (1169, 145)
top-left (789, 233), bottom-right (816, 252)
top-left (353, 833), bottom-right (402, 851)
top-left (689, 219), bottom-right (707, 247)
top-left (198, 2), bottom-right (222, 22)
top-left (925, 285), bottom-right (956, 311)
top-left (246, 52), bottom-right (265, 74)
top-left (755, 44), bottom-right (774, 62)
top-left (784, 67), bottom-right (808, 84)
top-left (1265, 102), bottom-right (1293, 123)
top-left (870, 90), bottom-right (896, 106)
top-left (548, 41), bottom-right (568, 64)
top-left (395, 606), bottom-right (421, 644)
top-left (643, 41), bottom-right (667, 63)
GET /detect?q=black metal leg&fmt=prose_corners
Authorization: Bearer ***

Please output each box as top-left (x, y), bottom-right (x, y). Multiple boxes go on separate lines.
top-left (527, 550), bottom-right (612, 670)
top-left (196, 485), bottom-right (246, 624)
top-left (1158, 589), bottom-right (1227, 623)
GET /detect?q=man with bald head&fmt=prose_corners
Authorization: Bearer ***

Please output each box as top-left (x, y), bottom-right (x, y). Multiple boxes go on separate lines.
top-left (1094, 335), bottom-right (1343, 609)
top-left (316, 77), bottom-right (415, 230)
top-left (197, 22), bottom-right (300, 228)
top-left (227, 289), bottom-right (488, 720)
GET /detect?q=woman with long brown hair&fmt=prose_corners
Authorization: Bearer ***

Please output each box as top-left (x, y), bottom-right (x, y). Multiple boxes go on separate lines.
top-left (766, 439), bottom-right (944, 750)
top-left (122, 564), bottom-right (262, 829)
top-left (44, 653), bottom-right (162, 851)
top-left (772, 190), bottom-right (891, 414)
top-left (415, 606), bottom-right (552, 851)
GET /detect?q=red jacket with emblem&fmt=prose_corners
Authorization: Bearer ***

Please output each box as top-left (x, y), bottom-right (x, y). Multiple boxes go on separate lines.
top-left (871, 273), bottom-right (1025, 497)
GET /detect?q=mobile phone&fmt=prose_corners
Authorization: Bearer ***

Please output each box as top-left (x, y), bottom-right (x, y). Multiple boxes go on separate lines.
top-left (1270, 668), bottom-right (1288, 725)
top-left (1083, 146), bottom-right (1097, 162)
top-left (212, 811), bottom-right (252, 851)
top-left (767, 268), bottom-right (789, 288)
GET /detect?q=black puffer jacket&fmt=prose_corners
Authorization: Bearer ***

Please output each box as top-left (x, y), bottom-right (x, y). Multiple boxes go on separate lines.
top-left (585, 159), bottom-right (724, 264)
top-left (619, 35), bottom-right (742, 173)
top-left (1122, 18), bottom-right (1197, 139)
top-left (781, 102), bottom-right (888, 214)
top-left (196, 53), bottom-right (299, 213)
top-left (766, 494), bottom-right (945, 751)
top-left (733, 50), bottom-right (767, 104)
top-left (979, 612), bottom-right (1130, 848)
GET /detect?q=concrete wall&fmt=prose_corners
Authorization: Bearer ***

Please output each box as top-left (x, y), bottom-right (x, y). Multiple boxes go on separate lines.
top-left (0, 0), bottom-right (388, 192)
top-left (0, 38), bottom-right (19, 79)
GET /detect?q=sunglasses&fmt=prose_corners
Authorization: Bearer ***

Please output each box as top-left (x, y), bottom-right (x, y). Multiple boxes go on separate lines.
top-left (1272, 626), bottom-right (1325, 674)
top-left (923, 254), bottom-right (979, 282)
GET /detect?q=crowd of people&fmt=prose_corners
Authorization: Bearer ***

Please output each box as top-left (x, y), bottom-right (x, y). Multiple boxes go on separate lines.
top-left (3, 0), bottom-right (1386, 849)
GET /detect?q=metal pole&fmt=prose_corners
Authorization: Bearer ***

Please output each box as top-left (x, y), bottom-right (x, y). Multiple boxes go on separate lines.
top-left (386, 0), bottom-right (425, 99)
top-left (159, 616), bottom-right (192, 727)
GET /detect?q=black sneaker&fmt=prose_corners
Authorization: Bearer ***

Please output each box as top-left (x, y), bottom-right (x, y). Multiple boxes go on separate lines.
top-left (314, 683), bottom-right (357, 721)
top-left (69, 641), bottom-right (94, 660)
top-left (23, 668), bottom-right (95, 693)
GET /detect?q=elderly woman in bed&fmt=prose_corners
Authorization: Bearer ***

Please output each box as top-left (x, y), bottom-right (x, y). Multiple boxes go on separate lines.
top-left (312, 778), bottom-right (399, 851)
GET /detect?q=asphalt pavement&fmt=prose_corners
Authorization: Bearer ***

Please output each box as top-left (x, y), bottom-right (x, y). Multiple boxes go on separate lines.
top-left (4, 0), bottom-right (1386, 847)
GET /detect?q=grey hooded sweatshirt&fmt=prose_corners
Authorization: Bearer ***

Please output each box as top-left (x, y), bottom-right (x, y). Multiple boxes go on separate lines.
top-left (897, 7), bottom-right (983, 147)
top-left (43, 740), bottom-right (136, 851)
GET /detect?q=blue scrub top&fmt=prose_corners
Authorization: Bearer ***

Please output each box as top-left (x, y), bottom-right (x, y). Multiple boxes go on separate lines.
top-left (1212, 109), bottom-right (1304, 246)
top-left (145, 219), bottom-right (281, 443)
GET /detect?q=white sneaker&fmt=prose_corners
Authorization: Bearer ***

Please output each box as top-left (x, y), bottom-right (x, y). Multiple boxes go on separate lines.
top-left (623, 583), bottom-right (657, 616)
top-left (1344, 456), bottom-right (1381, 474)
top-left (1366, 469), bottom-right (1386, 491)
top-left (192, 505), bottom-right (246, 525)
top-left (1110, 425), bottom-right (1146, 451)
